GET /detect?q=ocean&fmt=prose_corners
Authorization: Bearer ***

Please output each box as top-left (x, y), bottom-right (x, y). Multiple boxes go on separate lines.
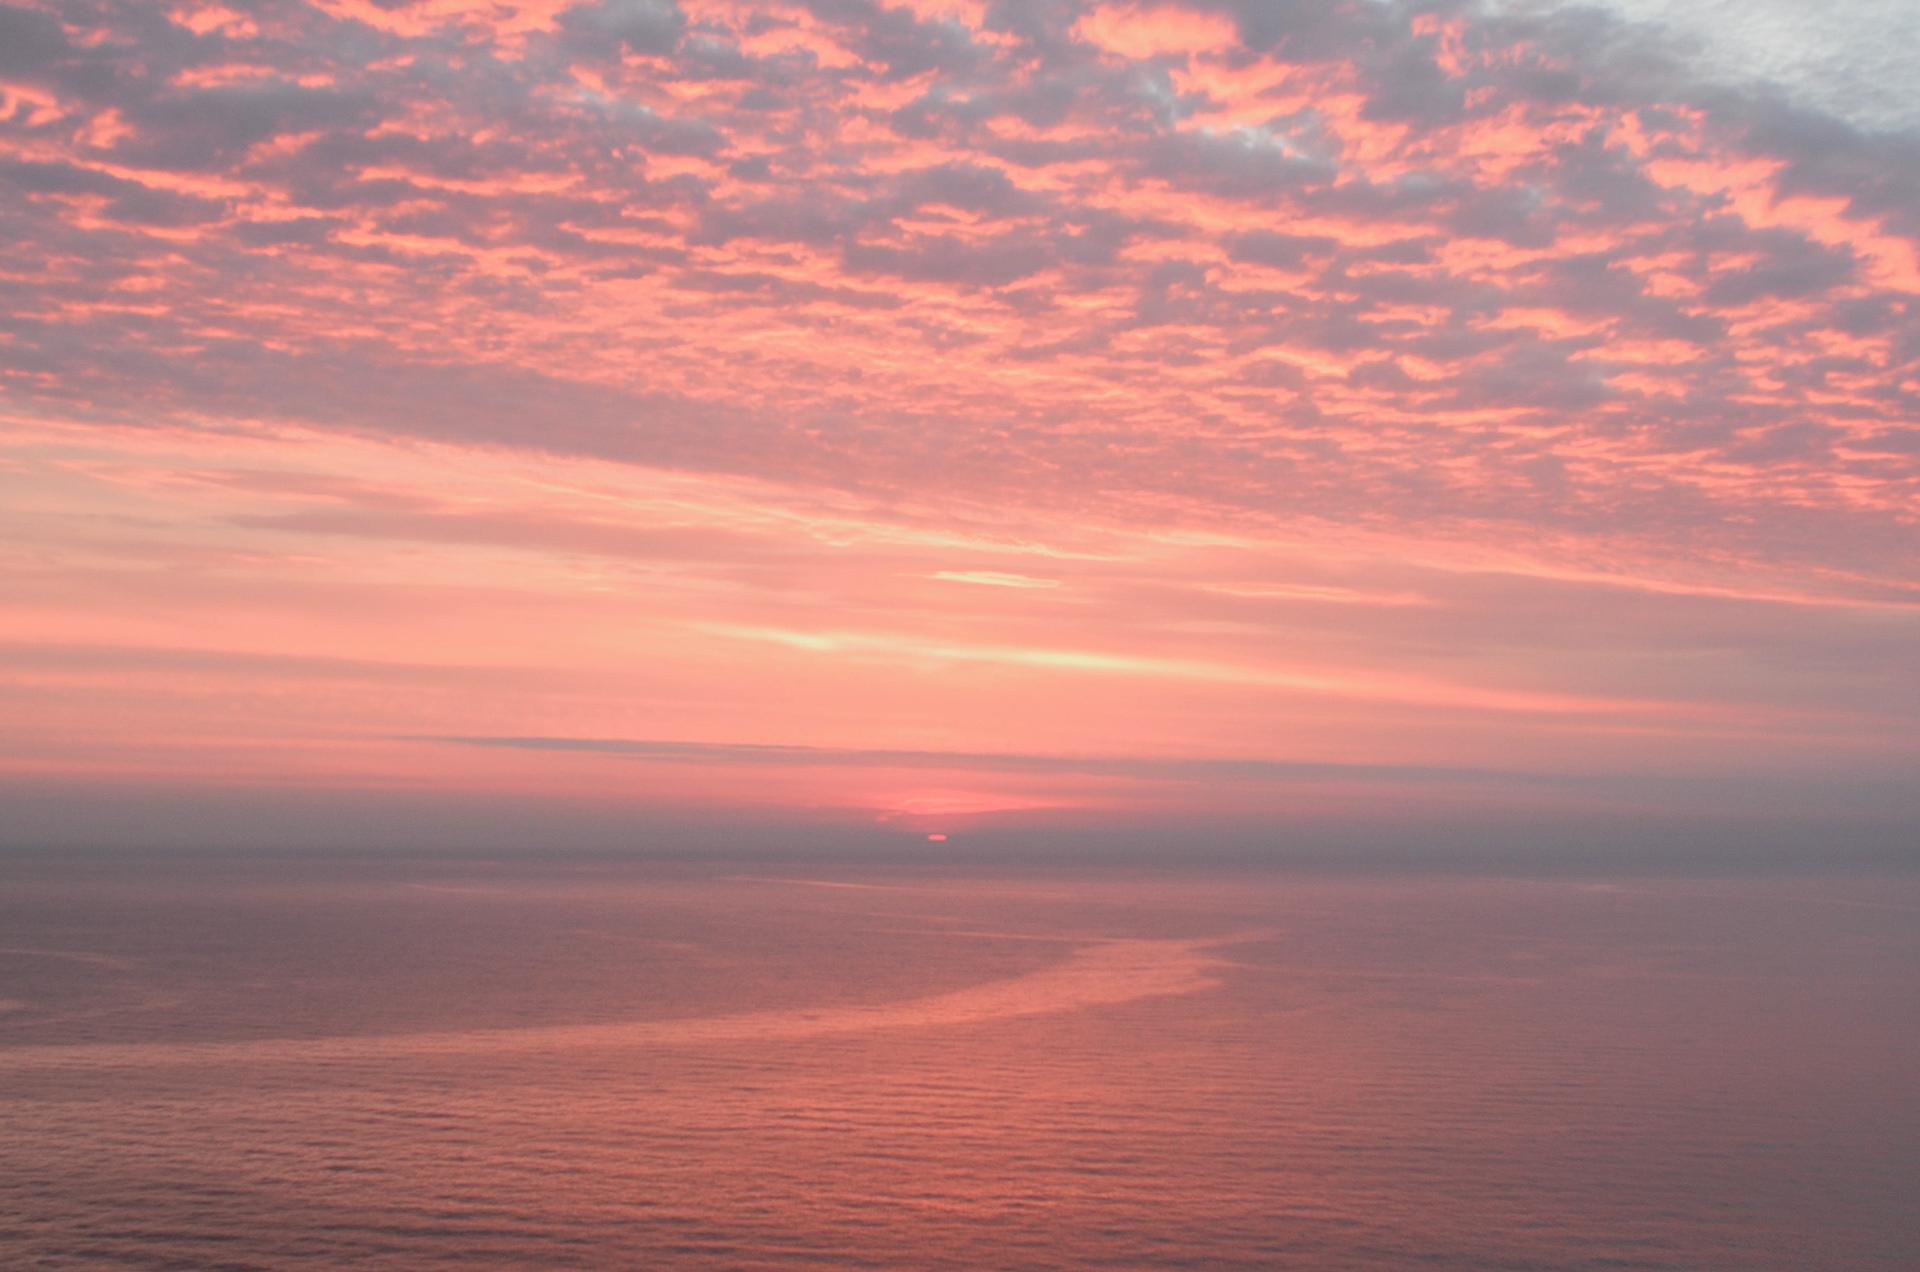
top-left (2, 853), bottom-right (1914, 1269)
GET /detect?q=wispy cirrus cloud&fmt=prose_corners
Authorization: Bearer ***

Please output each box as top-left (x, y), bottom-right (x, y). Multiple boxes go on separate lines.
top-left (417, 731), bottom-right (1545, 784)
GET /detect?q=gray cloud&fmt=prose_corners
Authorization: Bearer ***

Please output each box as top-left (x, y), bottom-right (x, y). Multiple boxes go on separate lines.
top-left (415, 733), bottom-right (1577, 787)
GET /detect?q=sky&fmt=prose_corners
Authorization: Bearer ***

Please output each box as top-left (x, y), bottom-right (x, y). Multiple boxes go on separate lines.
top-left (2, 0), bottom-right (1916, 857)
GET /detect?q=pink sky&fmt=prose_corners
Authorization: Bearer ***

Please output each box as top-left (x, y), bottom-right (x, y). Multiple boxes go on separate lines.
top-left (2, 0), bottom-right (1915, 849)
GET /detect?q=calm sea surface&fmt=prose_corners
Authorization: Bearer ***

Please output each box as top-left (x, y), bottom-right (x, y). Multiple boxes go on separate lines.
top-left (1, 854), bottom-right (1915, 1269)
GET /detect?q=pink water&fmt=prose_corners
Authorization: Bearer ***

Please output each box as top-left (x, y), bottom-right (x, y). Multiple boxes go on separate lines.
top-left (2, 856), bottom-right (1914, 1268)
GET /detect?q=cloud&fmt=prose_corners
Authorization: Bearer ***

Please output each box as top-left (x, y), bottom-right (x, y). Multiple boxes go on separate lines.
top-left (416, 732), bottom-right (1567, 786)
top-left (1, 0), bottom-right (1916, 835)
top-left (560, 0), bottom-right (689, 55)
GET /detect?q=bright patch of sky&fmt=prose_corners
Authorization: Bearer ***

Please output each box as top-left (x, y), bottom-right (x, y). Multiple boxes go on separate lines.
top-left (1504, 0), bottom-right (1920, 132)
